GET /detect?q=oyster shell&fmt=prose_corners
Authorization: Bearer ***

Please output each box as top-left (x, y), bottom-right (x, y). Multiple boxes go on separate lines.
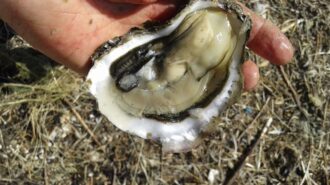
top-left (87, 0), bottom-right (251, 152)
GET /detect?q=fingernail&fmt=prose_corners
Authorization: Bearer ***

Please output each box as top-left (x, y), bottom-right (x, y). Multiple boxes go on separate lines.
top-left (273, 35), bottom-right (294, 64)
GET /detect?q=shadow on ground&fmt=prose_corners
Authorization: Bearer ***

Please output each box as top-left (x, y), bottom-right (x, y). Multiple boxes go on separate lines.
top-left (0, 36), bottom-right (58, 84)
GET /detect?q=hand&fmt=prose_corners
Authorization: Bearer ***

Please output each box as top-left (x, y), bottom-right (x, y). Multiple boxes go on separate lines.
top-left (0, 0), bottom-right (294, 91)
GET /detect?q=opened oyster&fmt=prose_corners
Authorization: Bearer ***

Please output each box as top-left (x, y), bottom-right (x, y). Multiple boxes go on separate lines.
top-left (87, 0), bottom-right (251, 152)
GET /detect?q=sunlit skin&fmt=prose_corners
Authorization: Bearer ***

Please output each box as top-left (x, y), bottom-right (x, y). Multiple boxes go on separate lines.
top-left (0, 0), bottom-right (294, 91)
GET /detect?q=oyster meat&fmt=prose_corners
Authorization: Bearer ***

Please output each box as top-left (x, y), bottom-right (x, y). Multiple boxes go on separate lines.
top-left (87, 0), bottom-right (251, 152)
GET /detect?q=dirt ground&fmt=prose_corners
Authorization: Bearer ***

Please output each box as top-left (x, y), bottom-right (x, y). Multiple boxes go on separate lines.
top-left (0, 0), bottom-right (329, 184)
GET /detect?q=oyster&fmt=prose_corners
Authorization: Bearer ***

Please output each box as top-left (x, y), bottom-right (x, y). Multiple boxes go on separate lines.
top-left (87, 0), bottom-right (251, 152)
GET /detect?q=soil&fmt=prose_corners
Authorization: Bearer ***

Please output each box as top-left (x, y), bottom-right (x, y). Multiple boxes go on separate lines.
top-left (0, 0), bottom-right (329, 184)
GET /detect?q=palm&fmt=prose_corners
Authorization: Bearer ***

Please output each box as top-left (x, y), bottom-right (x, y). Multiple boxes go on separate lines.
top-left (2, 0), bottom-right (177, 73)
top-left (1, 0), bottom-right (294, 90)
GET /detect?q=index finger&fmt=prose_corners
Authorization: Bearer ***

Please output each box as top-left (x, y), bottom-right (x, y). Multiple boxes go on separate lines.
top-left (239, 3), bottom-right (294, 65)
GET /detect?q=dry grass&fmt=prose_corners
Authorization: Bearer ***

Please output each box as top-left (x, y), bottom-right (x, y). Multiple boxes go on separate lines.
top-left (0, 0), bottom-right (329, 184)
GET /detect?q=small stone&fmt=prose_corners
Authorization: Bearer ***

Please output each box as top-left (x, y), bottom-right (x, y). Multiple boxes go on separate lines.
top-left (208, 169), bottom-right (219, 184)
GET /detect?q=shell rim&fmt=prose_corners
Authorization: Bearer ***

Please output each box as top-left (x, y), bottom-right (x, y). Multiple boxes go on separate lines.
top-left (87, 0), bottom-right (251, 152)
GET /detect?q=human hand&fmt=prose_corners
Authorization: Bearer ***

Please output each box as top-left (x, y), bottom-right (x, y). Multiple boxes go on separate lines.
top-left (0, 0), bottom-right (294, 91)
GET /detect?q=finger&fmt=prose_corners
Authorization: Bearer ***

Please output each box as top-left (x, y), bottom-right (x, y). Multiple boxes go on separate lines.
top-left (107, 0), bottom-right (157, 4)
top-left (242, 60), bottom-right (260, 91)
top-left (238, 3), bottom-right (294, 65)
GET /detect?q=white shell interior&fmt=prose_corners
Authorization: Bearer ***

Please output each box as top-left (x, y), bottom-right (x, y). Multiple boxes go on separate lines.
top-left (87, 0), bottom-right (248, 152)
